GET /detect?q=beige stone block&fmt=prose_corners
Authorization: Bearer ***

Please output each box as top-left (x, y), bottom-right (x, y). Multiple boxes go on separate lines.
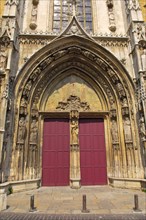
top-left (0, 189), bottom-right (7, 211)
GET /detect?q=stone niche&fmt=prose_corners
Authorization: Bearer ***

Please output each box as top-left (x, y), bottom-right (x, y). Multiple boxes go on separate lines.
top-left (45, 75), bottom-right (104, 112)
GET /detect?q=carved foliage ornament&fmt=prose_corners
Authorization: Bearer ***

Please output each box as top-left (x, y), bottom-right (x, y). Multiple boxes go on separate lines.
top-left (56, 95), bottom-right (90, 111)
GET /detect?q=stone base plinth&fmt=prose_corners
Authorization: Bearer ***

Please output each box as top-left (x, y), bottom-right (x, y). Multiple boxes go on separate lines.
top-left (109, 177), bottom-right (146, 190)
top-left (0, 179), bottom-right (40, 194)
top-left (0, 188), bottom-right (7, 211)
top-left (70, 178), bottom-right (81, 189)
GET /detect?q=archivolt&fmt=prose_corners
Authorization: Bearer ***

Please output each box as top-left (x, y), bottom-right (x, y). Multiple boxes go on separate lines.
top-left (11, 36), bottom-right (143, 181)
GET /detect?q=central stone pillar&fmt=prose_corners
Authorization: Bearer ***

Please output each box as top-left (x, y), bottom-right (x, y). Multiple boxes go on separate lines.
top-left (70, 110), bottom-right (81, 188)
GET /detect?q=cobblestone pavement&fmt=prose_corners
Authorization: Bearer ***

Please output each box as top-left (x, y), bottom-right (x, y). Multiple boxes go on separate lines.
top-left (0, 213), bottom-right (146, 220)
top-left (1, 186), bottom-right (146, 219)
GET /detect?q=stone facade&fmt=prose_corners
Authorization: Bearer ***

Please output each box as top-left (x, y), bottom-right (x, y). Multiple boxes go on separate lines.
top-left (0, 0), bottom-right (146, 190)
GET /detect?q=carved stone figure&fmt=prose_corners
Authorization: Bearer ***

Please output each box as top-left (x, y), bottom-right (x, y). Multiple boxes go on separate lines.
top-left (30, 67), bottom-right (41, 81)
top-left (30, 119), bottom-right (38, 144)
top-left (123, 117), bottom-right (132, 141)
top-left (17, 117), bottom-right (26, 143)
top-left (139, 116), bottom-right (146, 141)
top-left (0, 47), bottom-right (7, 70)
top-left (111, 120), bottom-right (119, 143)
top-left (116, 82), bottom-right (126, 98)
top-left (71, 119), bottom-right (79, 144)
top-left (20, 97), bottom-right (27, 115)
top-left (29, 5), bottom-right (38, 30)
top-left (136, 23), bottom-right (146, 41)
top-left (108, 9), bottom-right (116, 32)
top-left (141, 49), bottom-right (146, 71)
top-left (23, 80), bottom-right (32, 97)
top-left (122, 98), bottom-right (128, 107)
top-left (31, 6), bottom-right (37, 22)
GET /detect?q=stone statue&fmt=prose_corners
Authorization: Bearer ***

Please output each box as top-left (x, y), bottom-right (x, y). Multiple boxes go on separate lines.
top-left (20, 97), bottom-right (27, 115)
top-left (30, 119), bottom-right (38, 144)
top-left (17, 117), bottom-right (26, 143)
top-left (23, 80), bottom-right (32, 97)
top-left (139, 116), bottom-right (146, 141)
top-left (116, 82), bottom-right (125, 98)
top-left (123, 117), bottom-right (132, 141)
top-left (111, 120), bottom-right (119, 143)
top-left (71, 119), bottom-right (79, 144)
top-left (141, 49), bottom-right (146, 71)
top-left (31, 6), bottom-right (37, 22)
top-left (0, 47), bottom-right (7, 70)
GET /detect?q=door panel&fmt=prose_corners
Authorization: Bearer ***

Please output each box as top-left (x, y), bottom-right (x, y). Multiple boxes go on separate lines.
top-left (79, 118), bottom-right (107, 185)
top-left (42, 119), bottom-right (70, 186)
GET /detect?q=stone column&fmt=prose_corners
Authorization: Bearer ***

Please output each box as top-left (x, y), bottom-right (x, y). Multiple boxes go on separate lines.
top-left (70, 110), bottom-right (81, 188)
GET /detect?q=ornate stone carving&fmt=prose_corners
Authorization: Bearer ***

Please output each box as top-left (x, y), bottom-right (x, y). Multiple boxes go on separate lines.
top-left (123, 117), bottom-right (132, 142)
top-left (20, 97), bottom-right (27, 115)
top-left (82, 50), bottom-right (96, 61)
top-left (29, 0), bottom-right (39, 30)
top-left (68, 47), bottom-right (82, 54)
top-left (1, 84), bottom-right (9, 100)
top-left (139, 116), bottom-right (146, 141)
top-left (56, 95), bottom-right (90, 111)
top-left (106, 0), bottom-right (116, 32)
top-left (70, 110), bottom-right (80, 188)
top-left (107, 69), bottom-right (119, 83)
top-left (29, 6), bottom-right (38, 30)
top-left (111, 119), bottom-right (119, 143)
top-left (128, 0), bottom-right (140, 10)
top-left (95, 57), bottom-right (108, 71)
top-left (141, 49), bottom-right (146, 71)
top-left (0, 46), bottom-right (7, 71)
top-left (70, 119), bottom-right (79, 145)
top-left (136, 23), bottom-right (146, 42)
top-left (53, 50), bottom-right (68, 60)
top-left (110, 109), bottom-right (117, 119)
top-left (29, 119), bottom-right (38, 145)
top-left (17, 117), bottom-right (26, 144)
top-left (116, 82), bottom-right (126, 99)
top-left (122, 106), bottom-right (129, 116)
top-left (31, 100), bottom-right (38, 117)
top-left (23, 80), bottom-right (32, 97)
top-left (5, 0), bottom-right (19, 5)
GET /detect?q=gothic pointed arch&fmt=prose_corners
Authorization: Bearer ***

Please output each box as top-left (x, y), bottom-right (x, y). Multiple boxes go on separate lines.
top-left (10, 35), bottom-right (144, 183)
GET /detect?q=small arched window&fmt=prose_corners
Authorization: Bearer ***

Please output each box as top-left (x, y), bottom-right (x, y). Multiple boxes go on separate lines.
top-left (53, 0), bottom-right (93, 34)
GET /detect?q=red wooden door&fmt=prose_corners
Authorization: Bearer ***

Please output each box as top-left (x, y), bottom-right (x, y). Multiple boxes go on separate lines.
top-left (79, 118), bottom-right (107, 185)
top-left (42, 119), bottom-right (70, 186)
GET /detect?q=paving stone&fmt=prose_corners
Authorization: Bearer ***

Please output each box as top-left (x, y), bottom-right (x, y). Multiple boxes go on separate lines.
top-left (0, 213), bottom-right (146, 220)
